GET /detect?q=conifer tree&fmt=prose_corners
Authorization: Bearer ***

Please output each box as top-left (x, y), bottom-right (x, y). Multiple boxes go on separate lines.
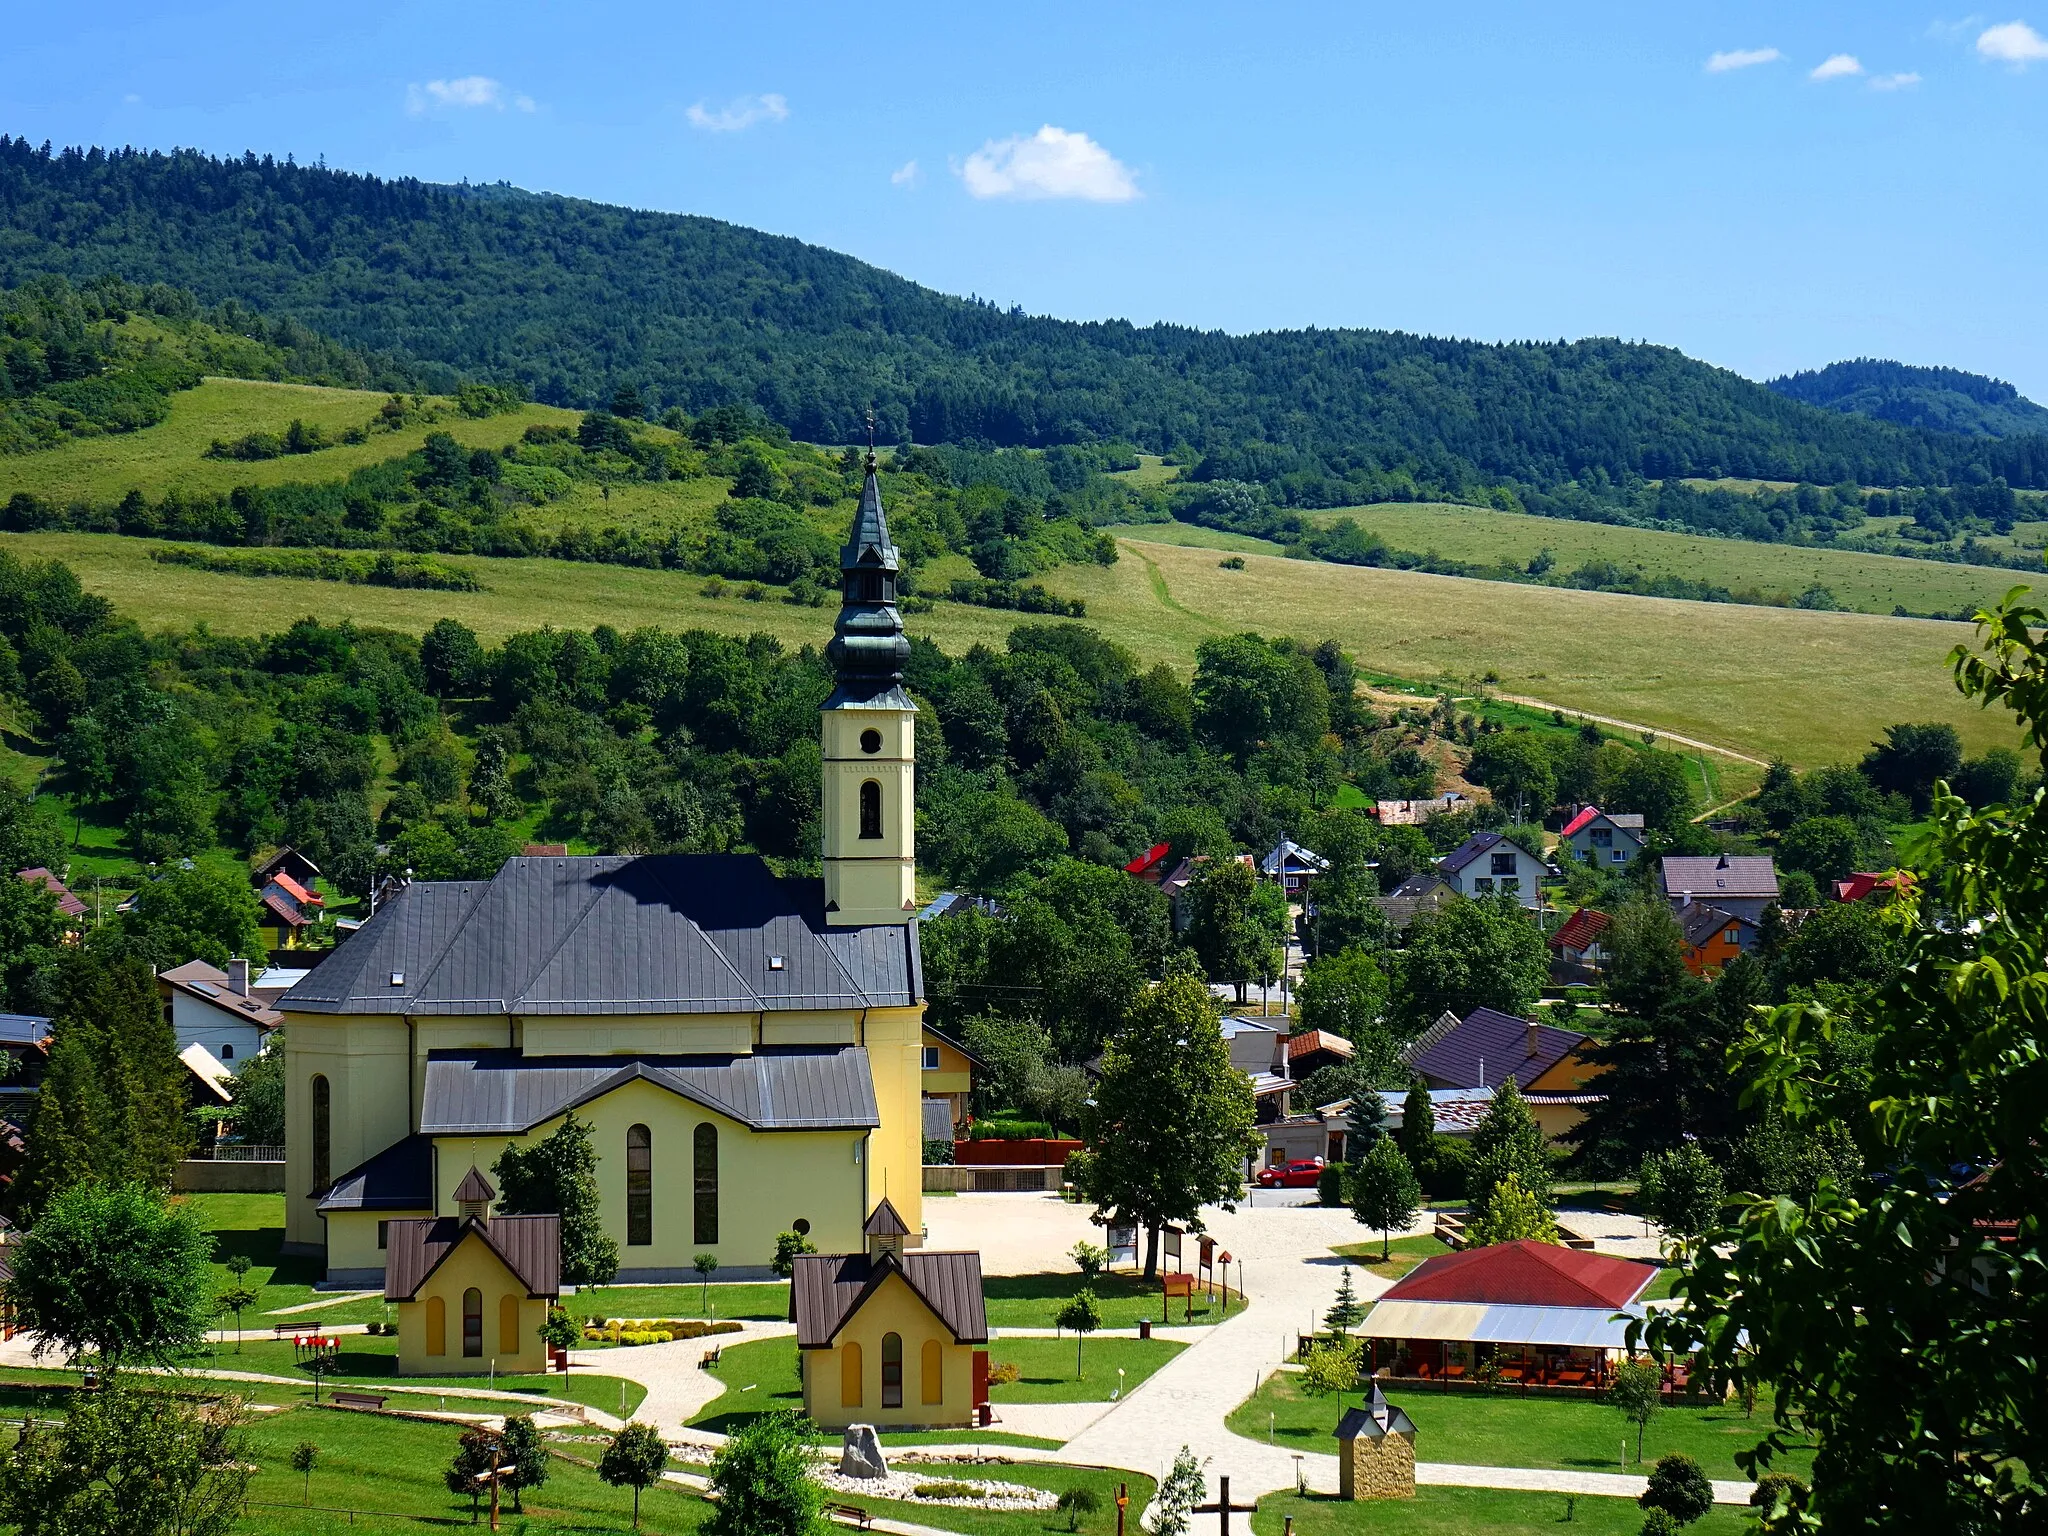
top-left (1323, 1267), bottom-right (1363, 1338)
top-left (1397, 1076), bottom-right (1436, 1180)
top-left (1466, 1078), bottom-right (1552, 1224)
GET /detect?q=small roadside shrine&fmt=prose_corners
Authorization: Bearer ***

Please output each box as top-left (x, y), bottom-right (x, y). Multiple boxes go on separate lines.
top-left (1335, 1383), bottom-right (1418, 1499)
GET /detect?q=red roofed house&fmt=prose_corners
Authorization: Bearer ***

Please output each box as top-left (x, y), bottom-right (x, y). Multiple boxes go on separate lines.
top-left (1122, 842), bottom-right (1174, 883)
top-left (1558, 807), bottom-right (1645, 869)
top-left (1360, 1239), bottom-right (1659, 1391)
top-left (16, 868), bottom-right (85, 926)
top-left (255, 867), bottom-right (323, 949)
top-left (1547, 908), bottom-right (1611, 978)
top-left (1834, 871), bottom-right (1910, 905)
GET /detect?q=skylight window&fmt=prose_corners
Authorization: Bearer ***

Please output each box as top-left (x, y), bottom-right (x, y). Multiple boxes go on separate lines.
top-left (768, 955), bottom-right (786, 971)
top-left (390, 971), bottom-right (406, 986)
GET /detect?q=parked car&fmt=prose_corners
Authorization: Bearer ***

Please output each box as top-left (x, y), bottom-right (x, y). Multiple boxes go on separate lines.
top-left (1256, 1158), bottom-right (1326, 1188)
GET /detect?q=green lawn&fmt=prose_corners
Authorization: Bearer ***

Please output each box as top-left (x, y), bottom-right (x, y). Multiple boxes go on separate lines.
top-left (1330, 1234), bottom-right (1452, 1284)
top-left (831, 1462), bottom-right (1157, 1536)
top-left (984, 1270), bottom-right (1232, 1329)
top-left (182, 1192), bottom-right (392, 1327)
top-left (232, 1403), bottom-right (711, 1534)
top-left (1251, 1487), bottom-right (1754, 1536)
top-left (689, 1334), bottom-right (1184, 1436)
top-left (569, 1281), bottom-right (791, 1323)
top-left (182, 1332), bottom-right (646, 1419)
top-left (1227, 1369), bottom-right (1811, 1482)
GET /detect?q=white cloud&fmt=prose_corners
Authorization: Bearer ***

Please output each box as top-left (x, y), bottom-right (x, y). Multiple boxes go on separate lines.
top-left (1810, 53), bottom-right (1864, 79)
top-left (1978, 19), bottom-right (2048, 61)
top-left (957, 125), bottom-right (1138, 203)
top-left (406, 76), bottom-right (532, 114)
top-left (685, 93), bottom-right (789, 132)
top-left (1705, 47), bottom-right (1782, 72)
top-left (1870, 70), bottom-right (1923, 88)
top-left (890, 159), bottom-right (920, 187)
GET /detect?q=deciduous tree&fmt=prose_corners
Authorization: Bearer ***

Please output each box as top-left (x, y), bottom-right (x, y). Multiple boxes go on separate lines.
top-left (703, 1411), bottom-right (820, 1536)
top-left (1350, 1136), bottom-right (1422, 1258)
top-left (491, 1110), bottom-right (618, 1287)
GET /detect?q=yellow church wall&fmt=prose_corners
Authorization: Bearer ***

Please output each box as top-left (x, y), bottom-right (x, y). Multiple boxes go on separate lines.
top-left (761, 1013), bottom-right (860, 1047)
top-left (434, 1077), bottom-right (869, 1277)
top-left (800, 1271), bottom-right (975, 1430)
top-left (864, 1007), bottom-right (925, 1240)
top-left (282, 1015), bottom-right (410, 1252)
top-left (822, 705), bottom-right (916, 924)
top-left (325, 1208), bottom-right (431, 1282)
top-left (521, 1016), bottom-right (753, 1057)
top-left (393, 1233), bottom-right (550, 1376)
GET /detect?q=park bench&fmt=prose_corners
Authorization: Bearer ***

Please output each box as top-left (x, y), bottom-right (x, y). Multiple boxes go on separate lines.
top-left (330, 1391), bottom-right (387, 1411)
top-left (824, 1504), bottom-right (874, 1529)
top-left (700, 1345), bottom-right (722, 1369)
top-left (274, 1321), bottom-right (324, 1337)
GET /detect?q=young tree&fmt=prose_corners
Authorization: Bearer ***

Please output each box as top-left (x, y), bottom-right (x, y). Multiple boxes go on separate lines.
top-left (445, 1427), bottom-right (498, 1524)
top-left (1056, 1487), bottom-right (1102, 1531)
top-left (1153, 1447), bottom-right (1207, 1536)
top-left (1647, 592), bottom-right (2048, 1527)
top-left (1608, 1359), bottom-right (1662, 1465)
top-left (290, 1442), bottom-right (319, 1506)
top-left (703, 1410), bottom-right (820, 1536)
top-left (694, 1252), bottom-right (720, 1313)
top-left (1639, 1455), bottom-right (1714, 1526)
top-left (498, 1414), bottom-right (549, 1514)
top-left (1069, 1240), bottom-right (1107, 1280)
top-left (1323, 1267), bottom-right (1363, 1338)
top-left (215, 1254), bottom-right (259, 1353)
top-left (1299, 1337), bottom-right (1361, 1397)
top-left (1078, 968), bottom-right (1258, 1276)
top-left (492, 1110), bottom-right (619, 1287)
top-left (1466, 1079), bottom-right (1553, 1223)
top-left (0, 1381), bottom-right (249, 1536)
top-left (1350, 1136), bottom-right (1422, 1259)
top-left (1388, 895), bottom-right (1549, 1032)
top-left (770, 1229), bottom-right (817, 1278)
top-left (1344, 1088), bottom-right (1386, 1164)
top-left (538, 1306), bottom-right (581, 1353)
top-left (226, 1035), bottom-right (286, 1147)
top-left (1183, 859), bottom-right (1288, 1004)
top-left (1636, 1145), bottom-right (1725, 1252)
top-left (1463, 1175), bottom-right (1557, 1247)
top-left (1397, 1077), bottom-right (1436, 1179)
top-left (5, 1182), bottom-right (213, 1372)
top-left (1056, 1287), bottom-right (1102, 1376)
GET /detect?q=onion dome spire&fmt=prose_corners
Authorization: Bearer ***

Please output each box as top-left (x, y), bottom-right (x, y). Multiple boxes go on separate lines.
top-left (825, 414), bottom-right (912, 707)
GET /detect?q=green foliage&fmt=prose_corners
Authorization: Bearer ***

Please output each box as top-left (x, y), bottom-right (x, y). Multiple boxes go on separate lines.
top-left (1748, 1473), bottom-right (1810, 1525)
top-left (1295, 948), bottom-right (1391, 1049)
top-left (1462, 1175), bottom-right (1557, 1247)
top-left (1057, 1487), bottom-right (1103, 1531)
top-left (4, 1182), bottom-right (213, 1370)
top-left (1322, 1268), bottom-right (1364, 1338)
top-left (1350, 1136), bottom-right (1423, 1257)
top-left (1390, 894), bottom-right (1550, 1032)
top-left (1607, 1359), bottom-right (1664, 1465)
top-left (0, 1380), bottom-right (248, 1536)
top-left (1183, 857), bottom-right (1288, 999)
top-left (1079, 972), bottom-right (1257, 1274)
top-left (498, 1414), bottom-right (550, 1513)
top-left (491, 1110), bottom-right (618, 1287)
top-left (121, 864), bottom-right (266, 969)
top-left (1636, 1145), bottom-right (1725, 1248)
top-left (445, 1426), bottom-right (499, 1521)
top-left (1069, 1241), bottom-right (1107, 1279)
top-left (1299, 1337), bottom-right (1362, 1397)
top-left (1154, 1447), bottom-right (1207, 1536)
top-left (770, 1230), bottom-right (817, 1279)
top-left (1638, 1454), bottom-right (1713, 1526)
top-left (1466, 1080), bottom-right (1553, 1221)
top-left (1772, 358), bottom-right (2048, 437)
top-left (1314, 1164), bottom-right (1347, 1207)
top-left (704, 1410), bottom-right (823, 1536)
top-left (1056, 1287), bottom-right (1103, 1374)
top-left (226, 1036), bottom-right (285, 1146)
top-left (290, 1440), bottom-right (318, 1504)
top-left (538, 1306), bottom-right (581, 1352)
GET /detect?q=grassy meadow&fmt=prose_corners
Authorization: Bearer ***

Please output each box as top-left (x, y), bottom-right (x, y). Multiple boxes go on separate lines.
top-left (0, 378), bottom-right (579, 505)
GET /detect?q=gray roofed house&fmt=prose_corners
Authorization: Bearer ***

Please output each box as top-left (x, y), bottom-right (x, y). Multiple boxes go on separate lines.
top-left (1379, 872), bottom-right (1455, 929)
top-left (1436, 832), bottom-right (1546, 910)
top-left (383, 1211), bottom-right (561, 1301)
top-left (281, 854), bottom-right (921, 1017)
top-left (1403, 1007), bottom-right (1591, 1092)
top-left (419, 1047), bottom-right (881, 1136)
top-left (1659, 854), bottom-right (1780, 923)
top-left (791, 1248), bottom-right (988, 1348)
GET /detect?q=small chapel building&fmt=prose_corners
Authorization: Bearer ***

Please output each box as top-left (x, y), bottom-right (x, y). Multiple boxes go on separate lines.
top-left (792, 1198), bottom-right (989, 1431)
top-left (281, 452), bottom-right (931, 1282)
top-left (385, 1167), bottom-right (559, 1376)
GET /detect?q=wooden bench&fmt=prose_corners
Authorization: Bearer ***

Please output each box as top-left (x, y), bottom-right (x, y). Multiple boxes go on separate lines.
top-left (275, 1322), bottom-right (325, 1337)
top-left (700, 1345), bottom-right (722, 1369)
top-left (824, 1504), bottom-right (873, 1529)
top-left (330, 1391), bottom-right (387, 1411)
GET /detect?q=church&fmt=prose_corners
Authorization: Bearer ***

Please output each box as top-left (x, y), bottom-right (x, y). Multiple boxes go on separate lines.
top-left (279, 453), bottom-right (927, 1283)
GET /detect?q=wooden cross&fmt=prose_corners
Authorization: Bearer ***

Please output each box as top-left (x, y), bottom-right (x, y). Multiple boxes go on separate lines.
top-left (1194, 1476), bottom-right (1258, 1536)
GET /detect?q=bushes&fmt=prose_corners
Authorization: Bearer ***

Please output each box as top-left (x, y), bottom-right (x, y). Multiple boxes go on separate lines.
top-left (1639, 1454), bottom-right (1714, 1525)
top-left (923, 1137), bottom-right (955, 1165)
top-left (1316, 1164), bottom-right (1348, 1207)
top-left (582, 1318), bottom-right (744, 1345)
top-left (967, 1119), bottom-right (1056, 1141)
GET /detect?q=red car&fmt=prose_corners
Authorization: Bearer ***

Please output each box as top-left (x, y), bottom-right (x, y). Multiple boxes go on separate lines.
top-left (1256, 1158), bottom-right (1326, 1188)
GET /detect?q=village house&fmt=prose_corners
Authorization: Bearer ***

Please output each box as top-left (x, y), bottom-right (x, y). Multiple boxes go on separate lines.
top-left (15, 867), bottom-right (85, 929)
top-left (793, 1199), bottom-right (989, 1430)
top-left (1546, 907), bottom-right (1611, 980)
top-left (1399, 1007), bottom-right (1606, 1142)
top-left (1378, 871), bottom-right (1456, 931)
top-left (384, 1168), bottom-right (559, 1376)
top-left (1658, 854), bottom-right (1780, 923)
top-left (1676, 903), bottom-right (1759, 976)
top-left (920, 1026), bottom-right (979, 1135)
top-left (1372, 793), bottom-right (1468, 827)
top-left (1834, 871), bottom-right (1910, 904)
top-left (1219, 1016), bottom-right (1294, 1123)
top-left (1436, 832), bottom-right (1546, 910)
top-left (1558, 807), bottom-right (1645, 868)
top-left (282, 456), bottom-right (932, 1286)
top-left (158, 959), bottom-right (281, 1067)
top-left (1259, 836), bottom-right (1329, 901)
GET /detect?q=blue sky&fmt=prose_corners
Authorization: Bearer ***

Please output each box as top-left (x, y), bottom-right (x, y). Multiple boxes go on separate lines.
top-left (9, 2), bottom-right (2048, 395)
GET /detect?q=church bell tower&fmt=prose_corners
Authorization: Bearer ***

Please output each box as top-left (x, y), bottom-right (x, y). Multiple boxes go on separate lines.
top-left (821, 444), bottom-right (916, 926)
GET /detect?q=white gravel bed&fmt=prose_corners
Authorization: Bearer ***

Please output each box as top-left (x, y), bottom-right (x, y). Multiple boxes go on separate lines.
top-left (815, 1468), bottom-right (1057, 1510)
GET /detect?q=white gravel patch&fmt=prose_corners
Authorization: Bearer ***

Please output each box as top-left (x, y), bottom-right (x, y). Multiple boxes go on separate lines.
top-left (815, 1468), bottom-right (1057, 1510)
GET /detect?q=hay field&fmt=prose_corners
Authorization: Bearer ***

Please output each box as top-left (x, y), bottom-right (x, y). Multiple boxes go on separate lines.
top-left (5, 528), bottom-right (2015, 768)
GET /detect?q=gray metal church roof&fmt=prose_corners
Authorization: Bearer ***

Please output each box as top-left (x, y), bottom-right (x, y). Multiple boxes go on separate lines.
top-left (419, 1046), bottom-right (881, 1135)
top-left (281, 855), bottom-right (921, 1016)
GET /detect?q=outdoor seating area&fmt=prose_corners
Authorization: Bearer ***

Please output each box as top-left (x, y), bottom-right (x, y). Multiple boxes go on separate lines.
top-left (1366, 1338), bottom-right (1703, 1399)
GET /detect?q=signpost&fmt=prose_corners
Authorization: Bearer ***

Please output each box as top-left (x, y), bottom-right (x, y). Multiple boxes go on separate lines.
top-left (1162, 1271), bottom-right (1195, 1323)
top-left (1194, 1475), bottom-right (1258, 1536)
top-left (1115, 1482), bottom-right (1129, 1536)
top-left (1108, 1225), bottom-right (1138, 1268)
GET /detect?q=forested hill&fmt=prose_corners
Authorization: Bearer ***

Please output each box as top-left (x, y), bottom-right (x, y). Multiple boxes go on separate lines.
top-left (1768, 359), bottom-right (2048, 439)
top-left (6, 136), bottom-right (2048, 505)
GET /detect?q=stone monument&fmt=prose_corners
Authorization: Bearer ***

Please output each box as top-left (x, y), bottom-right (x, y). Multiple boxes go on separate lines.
top-left (839, 1423), bottom-right (889, 1479)
top-left (1334, 1384), bottom-right (1417, 1499)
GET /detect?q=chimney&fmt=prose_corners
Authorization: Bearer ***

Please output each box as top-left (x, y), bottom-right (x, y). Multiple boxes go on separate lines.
top-left (227, 957), bottom-right (250, 996)
top-left (1527, 1021), bottom-right (1540, 1059)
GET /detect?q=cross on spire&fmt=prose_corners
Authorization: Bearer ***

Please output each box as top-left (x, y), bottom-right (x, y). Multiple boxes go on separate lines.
top-left (864, 405), bottom-right (877, 469)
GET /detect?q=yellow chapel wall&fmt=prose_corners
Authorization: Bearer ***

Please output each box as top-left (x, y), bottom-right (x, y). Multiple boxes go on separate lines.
top-left (865, 1005), bottom-right (925, 1239)
top-left (801, 1271), bottom-right (975, 1430)
top-left (434, 1077), bottom-right (869, 1278)
top-left (393, 1234), bottom-right (550, 1376)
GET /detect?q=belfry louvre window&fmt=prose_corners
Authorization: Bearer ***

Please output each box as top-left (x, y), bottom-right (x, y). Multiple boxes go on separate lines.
top-left (859, 780), bottom-right (883, 839)
top-left (693, 1123), bottom-right (719, 1245)
top-left (626, 1124), bottom-right (652, 1246)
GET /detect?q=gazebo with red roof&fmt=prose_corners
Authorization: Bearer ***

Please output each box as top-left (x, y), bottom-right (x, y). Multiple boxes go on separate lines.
top-left (1358, 1240), bottom-right (1658, 1392)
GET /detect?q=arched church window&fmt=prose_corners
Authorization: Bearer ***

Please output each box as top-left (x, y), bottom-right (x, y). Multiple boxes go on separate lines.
top-left (693, 1123), bottom-right (719, 1245)
top-left (626, 1124), bottom-right (652, 1246)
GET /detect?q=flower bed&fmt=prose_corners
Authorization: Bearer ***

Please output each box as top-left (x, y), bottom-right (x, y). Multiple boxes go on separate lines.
top-left (816, 1467), bottom-right (1057, 1510)
top-left (581, 1318), bottom-right (745, 1345)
